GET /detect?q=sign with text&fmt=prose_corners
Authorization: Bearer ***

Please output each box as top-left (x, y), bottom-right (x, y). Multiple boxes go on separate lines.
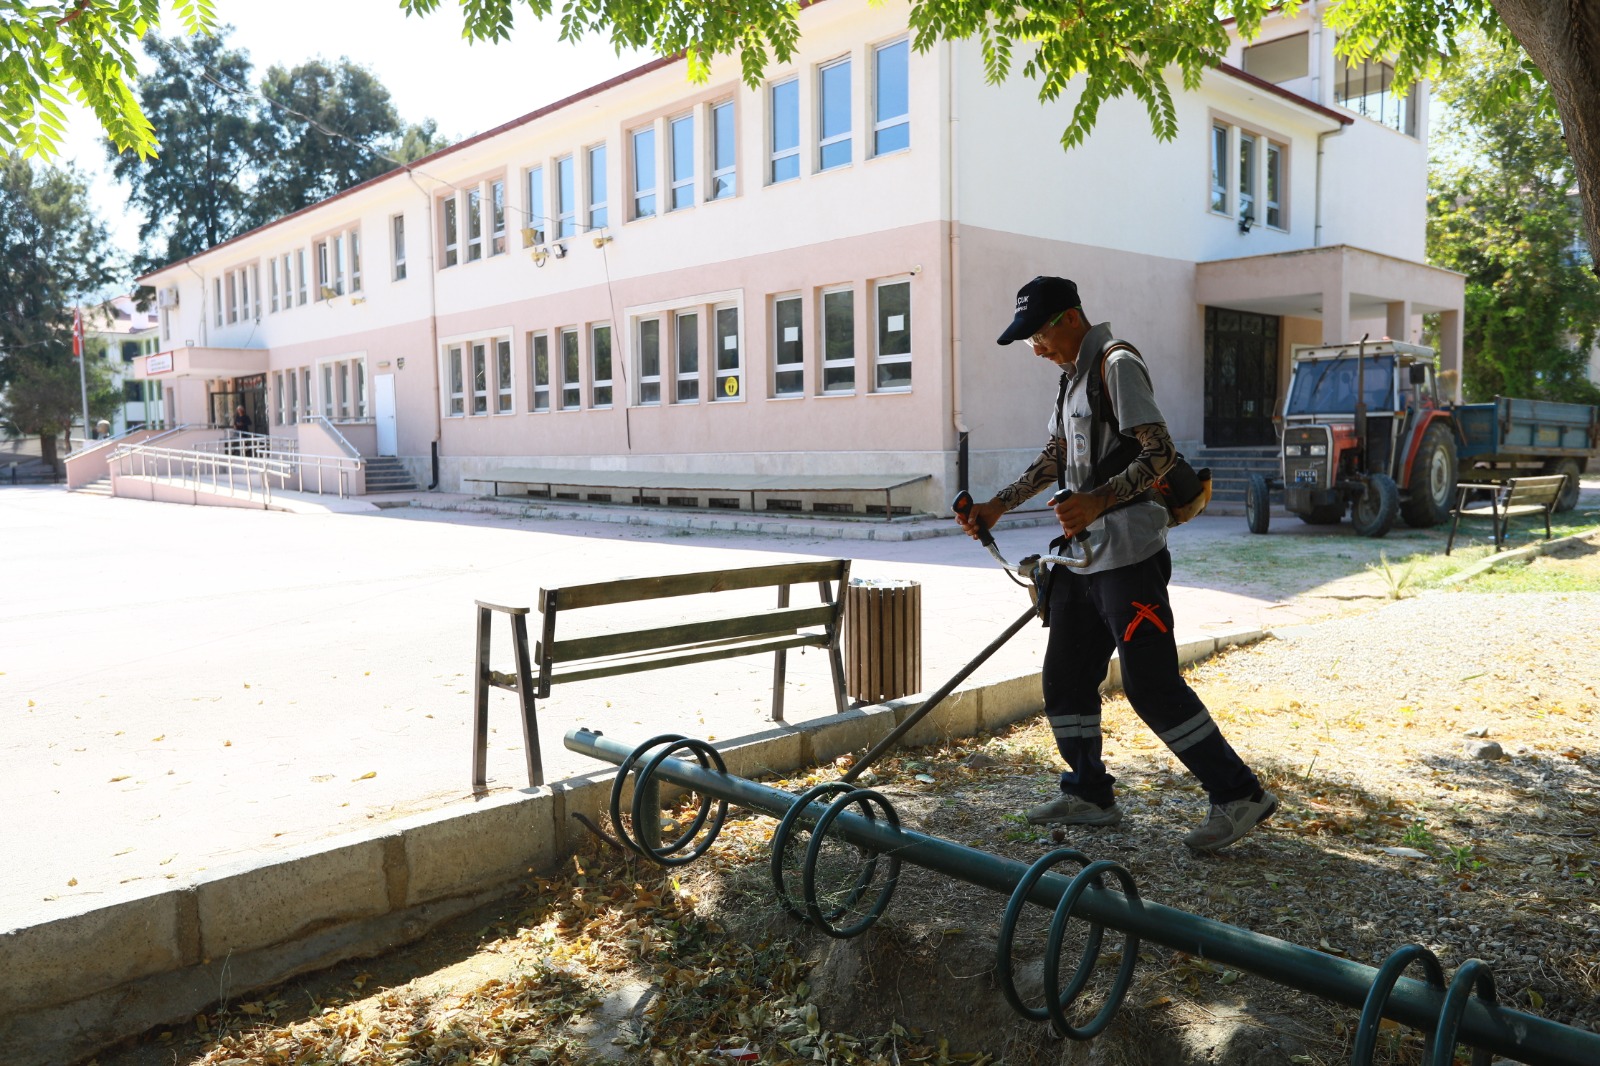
top-left (146, 351), bottom-right (174, 375)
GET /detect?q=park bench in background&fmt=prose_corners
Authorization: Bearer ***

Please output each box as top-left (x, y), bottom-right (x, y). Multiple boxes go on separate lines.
top-left (472, 559), bottom-right (851, 789)
top-left (1445, 474), bottom-right (1568, 555)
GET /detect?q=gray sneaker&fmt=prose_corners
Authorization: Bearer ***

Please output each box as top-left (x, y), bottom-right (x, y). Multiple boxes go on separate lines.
top-left (1024, 794), bottom-right (1122, 827)
top-left (1184, 791), bottom-right (1279, 852)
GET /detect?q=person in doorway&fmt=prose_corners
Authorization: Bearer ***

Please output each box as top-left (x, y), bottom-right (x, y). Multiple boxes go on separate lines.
top-left (955, 276), bottom-right (1277, 853)
top-left (232, 404), bottom-right (252, 456)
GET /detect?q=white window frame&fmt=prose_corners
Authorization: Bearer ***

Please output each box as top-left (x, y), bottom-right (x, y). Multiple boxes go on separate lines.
top-left (817, 55), bottom-right (853, 172)
top-left (555, 155), bottom-right (576, 239)
top-left (872, 278), bottom-right (913, 392)
top-left (1210, 123), bottom-right (1229, 215)
top-left (635, 316), bottom-right (662, 405)
top-left (713, 302), bottom-right (742, 402)
top-left (466, 185), bottom-right (483, 261)
top-left (769, 76), bottom-right (800, 184)
top-left (674, 310), bottom-right (700, 404)
top-left (525, 165), bottom-right (546, 245)
top-left (821, 286), bottom-right (856, 394)
top-left (590, 323), bottom-right (613, 408)
top-left (347, 231), bottom-right (360, 293)
top-left (226, 272), bottom-right (238, 324)
top-left (295, 249), bottom-right (307, 305)
top-left (1265, 141), bottom-right (1285, 229)
top-left (1238, 132), bottom-right (1257, 226)
top-left (443, 193), bottom-right (459, 267)
top-left (446, 344), bottom-right (465, 415)
top-left (559, 326), bottom-right (581, 410)
top-left (709, 99), bottom-right (736, 200)
top-left (587, 143), bottom-right (608, 231)
top-left (300, 367), bottom-right (312, 421)
top-left (471, 340), bottom-right (489, 414)
top-left (631, 125), bottom-right (657, 220)
top-left (392, 213), bottom-right (407, 280)
top-left (495, 337), bottom-right (513, 413)
top-left (669, 113), bottom-right (695, 210)
top-left (285, 368), bottom-right (298, 424)
top-left (772, 293), bottom-right (804, 397)
top-left (269, 258), bottom-right (280, 313)
top-left (872, 37), bottom-right (910, 157)
top-left (249, 265), bottom-right (259, 321)
top-left (214, 278), bottom-right (222, 327)
top-left (316, 239), bottom-right (331, 299)
top-left (490, 179), bottom-right (506, 255)
top-left (528, 331), bottom-right (551, 412)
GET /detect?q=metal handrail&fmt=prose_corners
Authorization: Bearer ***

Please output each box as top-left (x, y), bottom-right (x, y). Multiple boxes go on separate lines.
top-left (111, 440), bottom-right (361, 499)
top-left (108, 443), bottom-right (292, 505)
top-left (305, 414), bottom-right (362, 461)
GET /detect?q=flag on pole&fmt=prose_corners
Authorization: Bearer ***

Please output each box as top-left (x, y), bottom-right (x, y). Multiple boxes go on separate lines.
top-left (72, 307), bottom-right (83, 360)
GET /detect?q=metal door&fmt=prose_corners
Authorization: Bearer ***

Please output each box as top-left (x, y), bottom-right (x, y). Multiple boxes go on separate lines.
top-left (1204, 307), bottom-right (1280, 447)
top-left (374, 373), bottom-right (397, 456)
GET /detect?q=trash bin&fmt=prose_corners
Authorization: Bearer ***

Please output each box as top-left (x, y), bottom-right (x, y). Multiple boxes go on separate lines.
top-left (843, 577), bottom-right (922, 703)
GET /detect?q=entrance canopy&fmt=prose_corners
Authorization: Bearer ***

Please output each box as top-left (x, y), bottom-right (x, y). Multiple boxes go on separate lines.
top-left (135, 346), bottom-right (269, 381)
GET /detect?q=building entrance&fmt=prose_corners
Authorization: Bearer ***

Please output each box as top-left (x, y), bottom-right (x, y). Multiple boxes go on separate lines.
top-left (210, 375), bottom-right (269, 436)
top-left (1203, 307), bottom-right (1279, 447)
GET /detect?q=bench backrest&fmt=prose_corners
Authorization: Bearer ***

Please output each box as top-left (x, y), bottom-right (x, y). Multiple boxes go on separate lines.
top-left (1500, 474), bottom-right (1567, 506)
top-left (533, 559), bottom-right (850, 696)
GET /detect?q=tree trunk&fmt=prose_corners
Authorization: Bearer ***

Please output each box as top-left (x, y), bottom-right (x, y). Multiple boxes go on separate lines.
top-left (1493, 0), bottom-right (1600, 278)
top-left (39, 431), bottom-right (61, 479)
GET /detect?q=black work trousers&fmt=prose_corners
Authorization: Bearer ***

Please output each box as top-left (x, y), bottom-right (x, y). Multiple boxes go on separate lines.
top-left (1042, 547), bottom-right (1259, 807)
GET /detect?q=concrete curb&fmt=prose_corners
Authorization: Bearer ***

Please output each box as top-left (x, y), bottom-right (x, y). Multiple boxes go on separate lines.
top-left (1438, 524), bottom-right (1600, 585)
top-left (0, 628), bottom-right (1266, 1066)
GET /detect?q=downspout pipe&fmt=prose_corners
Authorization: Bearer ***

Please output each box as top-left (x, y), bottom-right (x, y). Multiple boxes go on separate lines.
top-left (945, 38), bottom-right (968, 499)
top-left (405, 167), bottom-right (443, 490)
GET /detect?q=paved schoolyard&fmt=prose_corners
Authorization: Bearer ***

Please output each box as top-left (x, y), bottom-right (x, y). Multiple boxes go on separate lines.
top-left (0, 487), bottom-right (1323, 931)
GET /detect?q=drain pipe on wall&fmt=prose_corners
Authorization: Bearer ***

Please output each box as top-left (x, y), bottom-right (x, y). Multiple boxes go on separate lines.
top-left (945, 38), bottom-right (969, 499)
top-left (405, 167), bottom-right (444, 490)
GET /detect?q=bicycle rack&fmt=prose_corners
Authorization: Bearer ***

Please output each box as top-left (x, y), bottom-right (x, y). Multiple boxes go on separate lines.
top-left (568, 728), bottom-right (1600, 1066)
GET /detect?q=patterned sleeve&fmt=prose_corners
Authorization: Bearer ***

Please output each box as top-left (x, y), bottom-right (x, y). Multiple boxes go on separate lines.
top-left (993, 436), bottom-right (1068, 511)
top-left (1102, 422), bottom-right (1177, 503)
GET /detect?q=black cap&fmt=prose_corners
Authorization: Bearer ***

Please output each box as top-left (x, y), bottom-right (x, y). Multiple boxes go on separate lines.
top-left (997, 276), bottom-right (1080, 345)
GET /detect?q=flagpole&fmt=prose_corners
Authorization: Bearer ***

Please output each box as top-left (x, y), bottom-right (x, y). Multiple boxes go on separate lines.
top-left (74, 305), bottom-right (89, 451)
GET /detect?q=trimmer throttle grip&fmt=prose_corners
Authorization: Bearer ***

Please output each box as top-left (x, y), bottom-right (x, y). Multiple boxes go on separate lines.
top-left (952, 490), bottom-right (996, 547)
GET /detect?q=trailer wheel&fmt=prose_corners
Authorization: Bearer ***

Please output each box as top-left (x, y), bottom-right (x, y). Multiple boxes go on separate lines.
top-left (1245, 474), bottom-right (1271, 534)
top-left (1401, 423), bottom-right (1459, 528)
top-left (1542, 458), bottom-right (1582, 512)
top-left (1351, 474), bottom-right (1399, 538)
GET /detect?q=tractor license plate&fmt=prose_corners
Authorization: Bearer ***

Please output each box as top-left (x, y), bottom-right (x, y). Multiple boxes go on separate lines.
top-left (1294, 468), bottom-right (1318, 484)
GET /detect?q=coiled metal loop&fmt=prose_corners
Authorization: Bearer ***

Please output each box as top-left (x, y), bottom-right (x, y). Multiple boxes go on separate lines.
top-left (608, 733), bottom-right (728, 864)
top-left (800, 788), bottom-right (902, 939)
top-left (1042, 859), bottom-right (1141, 1039)
top-left (1351, 945), bottom-right (1446, 1064)
top-left (995, 848), bottom-right (1094, 1023)
top-left (770, 781), bottom-right (860, 920)
top-left (1428, 960), bottom-right (1497, 1066)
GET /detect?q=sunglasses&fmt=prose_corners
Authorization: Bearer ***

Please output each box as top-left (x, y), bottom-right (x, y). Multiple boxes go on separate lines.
top-left (1022, 309), bottom-right (1070, 351)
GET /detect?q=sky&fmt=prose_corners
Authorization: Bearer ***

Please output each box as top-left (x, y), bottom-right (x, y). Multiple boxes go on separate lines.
top-left (60, 0), bottom-right (651, 265)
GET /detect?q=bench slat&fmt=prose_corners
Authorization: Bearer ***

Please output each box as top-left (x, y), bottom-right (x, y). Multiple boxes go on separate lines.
top-left (548, 560), bottom-right (847, 609)
top-left (547, 603), bottom-right (837, 662)
top-left (548, 632), bottom-right (829, 686)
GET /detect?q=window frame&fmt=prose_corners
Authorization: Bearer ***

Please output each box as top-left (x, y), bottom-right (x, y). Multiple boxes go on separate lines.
top-left (710, 99), bottom-right (736, 200)
top-left (674, 310), bottom-right (700, 404)
top-left (587, 143), bottom-right (609, 231)
top-left (466, 185), bottom-right (484, 262)
top-left (712, 302), bottom-right (742, 402)
top-left (528, 331), bottom-right (551, 412)
top-left (769, 76), bottom-right (800, 185)
top-left (872, 277), bottom-right (913, 392)
top-left (635, 316), bottom-right (663, 405)
top-left (391, 213), bottom-right (407, 280)
top-left (525, 165), bottom-right (547, 245)
top-left (490, 179), bottom-right (507, 255)
top-left (669, 112), bottom-right (695, 210)
top-left (559, 326), bottom-right (581, 410)
top-left (631, 124), bottom-right (658, 220)
top-left (872, 37), bottom-right (910, 157)
top-left (821, 285), bottom-right (856, 394)
top-left (772, 293), bottom-right (804, 397)
top-left (495, 337), bottom-right (514, 413)
top-left (590, 323), bottom-right (614, 408)
top-left (442, 193), bottom-right (459, 267)
top-left (555, 155), bottom-right (576, 239)
top-left (817, 55), bottom-right (853, 172)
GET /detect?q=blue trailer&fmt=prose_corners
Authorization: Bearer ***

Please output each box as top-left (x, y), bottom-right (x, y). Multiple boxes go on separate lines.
top-left (1453, 396), bottom-right (1598, 511)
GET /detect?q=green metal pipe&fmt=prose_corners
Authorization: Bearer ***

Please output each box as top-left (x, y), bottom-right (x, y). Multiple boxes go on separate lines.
top-left (566, 728), bottom-right (1600, 1066)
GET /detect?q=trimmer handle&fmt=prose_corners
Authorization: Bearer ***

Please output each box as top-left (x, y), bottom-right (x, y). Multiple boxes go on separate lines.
top-left (952, 490), bottom-right (996, 548)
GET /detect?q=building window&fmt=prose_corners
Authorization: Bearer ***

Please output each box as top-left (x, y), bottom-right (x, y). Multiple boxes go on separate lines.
top-left (773, 295), bottom-right (803, 396)
top-left (213, 278), bottom-right (222, 327)
top-left (822, 287), bottom-right (855, 392)
top-left (447, 345), bottom-right (464, 415)
top-left (336, 362), bottom-right (349, 417)
top-left (632, 126), bottom-right (657, 219)
top-left (226, 273), bottom-right (238, 324)
top-left (490, 180), bottom-right (506, 255)
top-left (770, 77), bottom-right (800, 184)
top-left (496, 338), bottom-right (513, 413)
top-left (466, 186), bottom-right (483, 261)
top-left (470, 341), bottom-right (488, 414)
top-left (873, 38), bottom-right (910, 156)
top-left (528, 332), bottom-right (550, 411)
top-left (1238, 133), bottom-right (1257, 226)
top-left (249, 265), bottom-right (260, 320)
top-left (1265, 143), bottom-right (1283, 229)
top-left (591, 324), bottom-right (613, 407)
top-left (322, 363), bottom-right (335, 418)
top-left (637, 317), bottom-right (661, 404)
top-left (333, 234), bottom-right (346, 295)
top-left (286, 370), bottom-right (298, 424)
top-left (1242, 33), bottom-right (1309, 85)
top-left (818, 57), bottom-right (852, 171)
top-left (443, 194), bottom-right (459, 267)
top-left (392, 213), bottom-right (407, 280)
top-left (281, 253), bottom-right (293, 309)
top-left (675, 311), bottom-right (700, 403)
top-left (556, 155), bottom-right (576, 239)
top-left (560, 327), bottom-right (580, 409)
top-left (355, 360), bottom-right (367, 418)
top-left (710, 100), bottom-right (735, 200)
top-left (296, 249), bottom-right (307, 305)
top-left (348, 232), bottom-right (361, 292)
top-left (714, 304), bottom-right (741, 401)
top-left (526, 166), bottom-right (546, 244)
top-left (1334, 56), bottom-right (1417, 136)
top-left (588, 143), bottom-right (608, 230)
top-left (669, 114), bottom-right (694, 210)
top-left (874, 279), bottom-right (911, 390)
top-left (270, 258), bottom-right (280, 313)
top-left (1210, 124), bottom-right (1228, 214)
top-left (300, 367), bottom-right (312, 421)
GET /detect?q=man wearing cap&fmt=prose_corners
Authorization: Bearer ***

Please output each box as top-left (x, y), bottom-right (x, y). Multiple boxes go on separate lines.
top-left (956, 276), bottom-right (1277, 853)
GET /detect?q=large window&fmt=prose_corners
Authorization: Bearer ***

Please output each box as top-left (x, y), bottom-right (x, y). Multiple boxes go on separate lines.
top-left (588, 144), bottom-right (608, 230)
top-left (873, 38), bottom-right (910, 156)
top-left (496, 338), bottom-right (513, 413)
top-left (1210, 124), bottom-right (1228, 214)
top-left (226, 272), bottom-right (238, 324)
top-left (490, 180), bottom-right (506, 255)
top-left (281, 253), bottom-right (294, 309)
top-left (770, 77), bottom-right (800, 184)
top-left (391, 213), bottom-right (407, 280)
top-left (1210, 121), bottom-right (1287, 229)
top-left (710, 100), bottom-right (736, 200)
top-left (669, 114), bottom-right (694, 210)
top-left (773, 295), bottom-right (803, 396)
top-left (528, 331), bottom-right (550, 412)
top-left (269, 258), bottom-right (280, 313)
top-left (1238, 133), bottom-right (1257, 225)
top-left (632, 126), bottom-right (657, 219)
top-left (526, 166), bottom-right (546, 244)
top-left (348, 233), bottom-right (360, 292)
top-left (1266, 143), bottom-right (1283, 229)
top-left (556, 155), bottom-right (576, 239)
top-left (1334, 56), bottom-right (1417, 136)
top-left (471, 341), bottom-right (488, 414)
top-left (213, 278), bottom-right (222, 327)
top-left (714, 304), bottom-right (741, 401)
top-left (874, 279), bottom-right (911, 390)
top-left (675, 312), bottom-right (700, 403)
top-left (296, 249), bottom-right (307, 305)
top-left (466, 187), bottom-right (483, 261)
top-left (443, 195), bottom-right (459, 267)
top-left (560, 327), bottom-right (580, 409)
top-left (447, 346), bottom-right (464, 415)
top-left (818, 57), bottom-right (852, 171)
top-left (637, 318), bottom-right (662, 404)
top-left (591, 324), bottom-right (613, 407)
top-left (822, 287), bottom-right (855, 393)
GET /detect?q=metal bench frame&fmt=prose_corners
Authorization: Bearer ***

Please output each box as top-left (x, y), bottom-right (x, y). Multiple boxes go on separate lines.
top-left (1444, 474), bottom-right (1568, 555)
top-left (472, 559), bottom-right (851, 789)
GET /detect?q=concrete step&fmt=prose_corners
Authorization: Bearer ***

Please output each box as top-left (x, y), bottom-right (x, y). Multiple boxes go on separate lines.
top-left (72, 478), bottom-right (113, 496)
top-left (364, 457), bottom-right (418, 493)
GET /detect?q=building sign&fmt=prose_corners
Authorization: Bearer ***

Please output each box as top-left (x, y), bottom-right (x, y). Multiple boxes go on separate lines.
top-left (146, 351), bottom-right (174, 375)
top-left (235, 373), bottom-right (266, 391)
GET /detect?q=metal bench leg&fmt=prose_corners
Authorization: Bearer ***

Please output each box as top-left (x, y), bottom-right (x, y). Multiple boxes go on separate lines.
top-left (821, 577), bottom-right (848, 714)
top-left (472, 605), bottom-right (493, 791)
top-left (771, 583), bottom-right (789, 722)
top-left (511, 611), bottom-right (543, 786)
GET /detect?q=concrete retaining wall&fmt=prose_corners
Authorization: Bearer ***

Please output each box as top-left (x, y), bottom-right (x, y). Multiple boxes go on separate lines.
top-left (1, 629), bottom-right (1263, 1066)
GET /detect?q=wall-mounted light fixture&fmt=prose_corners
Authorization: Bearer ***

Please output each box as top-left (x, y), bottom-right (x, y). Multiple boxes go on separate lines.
top-left (551, 243), bottom-right (567, 259)
top-left (592, 234), bottom-right (612, 249)
top-left (1238, 210), bottom-right (1255, 235)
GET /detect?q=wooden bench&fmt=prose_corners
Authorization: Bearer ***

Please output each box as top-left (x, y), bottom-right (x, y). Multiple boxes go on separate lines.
top-left (1445, 474), bottom-right (1568, 555)
top-left (471, 558), bottom-right (851, 789)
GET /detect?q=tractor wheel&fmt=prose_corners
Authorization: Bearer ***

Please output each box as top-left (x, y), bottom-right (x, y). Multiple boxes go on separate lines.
top-left (1401, 422), bottom-right (1459, 528)
top-left (1542, 458), bottom-right (1583, 512)
top-left (1351, 474), bottom-right (1400, 538)
top-left (1298, 503), bottom-right (1344, 525)
top-left (1245, 473), bottom-right (1271, 534)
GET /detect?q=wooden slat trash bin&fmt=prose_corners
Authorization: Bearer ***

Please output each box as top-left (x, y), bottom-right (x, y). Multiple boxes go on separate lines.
top-left (843, 578), bottom-right (922, 703)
